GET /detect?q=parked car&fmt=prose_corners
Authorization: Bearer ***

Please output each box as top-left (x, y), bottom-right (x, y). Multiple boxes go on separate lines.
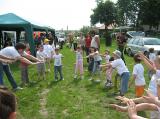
top-left (125, 37), bottom-right (160, 56)
top-left (126, 31), bottom-right (145, 38)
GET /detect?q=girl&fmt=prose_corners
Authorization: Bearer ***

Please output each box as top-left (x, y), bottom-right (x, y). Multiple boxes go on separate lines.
top-left (129, 54), bottom-right (146, 97)
top-left (36, 44), bottom-right (46, 80)
top-left (53, 46), bottom-right (64, 81)
top-left (87, 47), bottom-right (102, 81)
top-left (103, 49), bottom-right (113, 87)
top-left (20, 43), bottom-right (31, 86)
top-left (74, 46), bottom-right (84, 79)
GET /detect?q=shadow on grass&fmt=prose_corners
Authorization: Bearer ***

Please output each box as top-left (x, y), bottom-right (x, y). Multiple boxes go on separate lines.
top-left (70, 78), bottom-right (82, 85)
top-left (47, 80), bottom-right (61, 88)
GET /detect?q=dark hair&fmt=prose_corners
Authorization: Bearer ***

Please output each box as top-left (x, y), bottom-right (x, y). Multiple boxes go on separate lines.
top-left (0, 85), bottom-right (16, 119)
top-left (15, 42), bottom-right (26, 50)
top-left (149, 48), bottom-right (154, 53)
top-left (134, 54), bottom-right (141, 63)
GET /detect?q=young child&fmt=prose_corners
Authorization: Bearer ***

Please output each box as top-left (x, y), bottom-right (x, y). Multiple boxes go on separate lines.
top-left (36, 44), bottom-right (46, 80)
top-left (101, 50), bottom-right (130, 96)
top-left (87, 47), bottom-right (94, 74)
top-left (53, 46), bottom-right (64, 81)
top-left (20, 43), bottom-right (31, 86)
top-left (102, 49), bottom-right (113, 87)
top-left (43, 38), bottom-right (54, 72)
top-left (130, 54), bottom-right (146, 97)
top-left (74, 46), bottom-right (84, 79)
top-left (87, 47), bottom-right (102, 81)
top-left (0, 85), bottom-right (17, 119)
top-left (148, 48), bottom-right (156, 79)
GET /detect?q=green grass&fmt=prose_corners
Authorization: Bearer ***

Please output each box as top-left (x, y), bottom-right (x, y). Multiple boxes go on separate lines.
top-left (3, 39), bottom-right (150, 119)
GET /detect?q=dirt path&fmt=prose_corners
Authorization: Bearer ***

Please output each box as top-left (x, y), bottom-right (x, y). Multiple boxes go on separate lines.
top-left (39, 89), bottom-right (49, 118)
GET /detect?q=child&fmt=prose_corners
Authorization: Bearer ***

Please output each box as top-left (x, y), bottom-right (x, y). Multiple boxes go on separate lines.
top-left (0, 85), bottom-right (17, 119)
top-left (101, 50), bottom-right (130, 96)
top-left (43, 38), bottom-right (54, 72)
top-left (130, 54), bottom-right (146, 97)
top-left (87, 47), bottom-right (102, 81)
top-left (20, 43), bottom-right (31, 86)
top-left (87, 47), bottom-right (94, 74)
top-left (36, 44), bottom-right (46, 80)
top-left (53, 46), bottom-right (64, 81)
top-left (148, 48), bottom-right (156, 79)
top-left (102, 49), bottom-right (113, 87)
top-left (74, 46), bottom-right (84, 79)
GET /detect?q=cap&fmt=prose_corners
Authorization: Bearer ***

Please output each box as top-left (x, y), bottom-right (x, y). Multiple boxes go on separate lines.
top-left (44, 38), bottom-right (50, 43)
top-left (113, 50), bottom-right (121, 58)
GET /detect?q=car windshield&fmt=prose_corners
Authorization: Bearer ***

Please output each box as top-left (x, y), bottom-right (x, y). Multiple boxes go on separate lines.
top-left (129, 31), bottom-right (145, 37)
top-left (144, 38), bottom-right (160, 45)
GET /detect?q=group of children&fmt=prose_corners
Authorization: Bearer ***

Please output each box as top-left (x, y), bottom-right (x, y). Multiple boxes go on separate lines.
top-left (109, 47), bottom-right (160, 118)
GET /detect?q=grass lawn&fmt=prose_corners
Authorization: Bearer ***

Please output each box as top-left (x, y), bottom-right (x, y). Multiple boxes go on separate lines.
top-left (3, 39), bottom-right (151, 119)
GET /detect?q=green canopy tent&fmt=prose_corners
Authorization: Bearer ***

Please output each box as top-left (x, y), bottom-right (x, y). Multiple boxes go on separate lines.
top-left (0, 13), bottom-right (55, 55)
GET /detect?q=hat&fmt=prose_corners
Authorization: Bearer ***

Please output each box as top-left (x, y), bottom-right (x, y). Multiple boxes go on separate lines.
top-left (44, 38), bottom-right (50, 43)
top-left (113, 50), bottom-right (121, 58)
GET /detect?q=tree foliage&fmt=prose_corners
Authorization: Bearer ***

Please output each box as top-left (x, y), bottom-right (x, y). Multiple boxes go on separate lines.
top-left (90, 0), bottom-right (117, 29)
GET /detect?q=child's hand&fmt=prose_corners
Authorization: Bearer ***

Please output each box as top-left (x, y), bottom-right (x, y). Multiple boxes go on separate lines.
top-left (142, 89), bottom-right (157, 104)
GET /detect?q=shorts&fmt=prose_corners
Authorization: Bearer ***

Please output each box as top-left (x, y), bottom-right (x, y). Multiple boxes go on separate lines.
top-left (135, 85), bottom-right (145, 97)
top-left (150, 111), bottom-right (160, 119)
top-left (37, 63), bottom-right (45, 73)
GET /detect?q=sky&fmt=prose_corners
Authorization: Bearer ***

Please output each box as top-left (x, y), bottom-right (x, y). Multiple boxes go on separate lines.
top-left (0, 0), bottom-right (117, 30)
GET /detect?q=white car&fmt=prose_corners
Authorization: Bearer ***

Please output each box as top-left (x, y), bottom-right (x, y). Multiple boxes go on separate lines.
top-left (126, 37), bottom-right (160, 56)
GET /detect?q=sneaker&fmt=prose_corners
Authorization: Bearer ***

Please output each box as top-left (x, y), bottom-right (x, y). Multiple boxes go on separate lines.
top-left (61, 78), bottom-right (64, 80)
top-left (105, 82), bottom-right (112, 87)
top-left (13, 87), bottom-right (23, 91)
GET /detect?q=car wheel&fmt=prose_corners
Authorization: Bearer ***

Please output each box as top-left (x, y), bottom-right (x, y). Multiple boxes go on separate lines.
top-left (128, 49), bottom-right (133, 56)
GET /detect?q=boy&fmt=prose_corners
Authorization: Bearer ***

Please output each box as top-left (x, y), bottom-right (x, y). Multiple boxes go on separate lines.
top-left (53, 46), bottom-right (64, 81)
top-left (130, 54), bottom-right (146, 97)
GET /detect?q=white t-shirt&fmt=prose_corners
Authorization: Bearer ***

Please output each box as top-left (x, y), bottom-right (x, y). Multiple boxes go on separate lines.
top-left (132, 63), bottom-right (145, 86)
top-left (148, 70), bottom-right (160, 96)
top-left (76, 51), bottom-right (83, 61)
top-left (36, 50), bottom-right (47, 61)
top-left (0, 46), bottom-right (20, 58)
top-left (43, 44), bottom-right (53, 58)
top-left (53, 53), bottom-right (62, 66)
top-left (111, 58), bottom-right (129, 75)
top-left (149, 53), bottom-right (156, 63)
top-left (91, 35), bottom-right (99, 49)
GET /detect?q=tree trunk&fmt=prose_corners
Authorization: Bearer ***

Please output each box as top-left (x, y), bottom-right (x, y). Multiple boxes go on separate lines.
top-left (105, 24), bottom-right (112, 46)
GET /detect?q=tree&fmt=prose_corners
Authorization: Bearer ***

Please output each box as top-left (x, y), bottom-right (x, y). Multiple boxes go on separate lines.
top-left (90, 1), bottom-right (117, 29)
top-left (90, 0), bottom-right (117, 46)
top-left (139, 0), bottom-right (160, 30)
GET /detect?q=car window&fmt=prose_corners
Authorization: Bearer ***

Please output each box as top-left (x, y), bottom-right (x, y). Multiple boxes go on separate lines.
top-left (128, 38), bottom-right (134, 44)
top-left (144, 38), bottom-right (160, 45)
top-left (138, 39), bottom-right (143, 46)
top-left (132, 38), bottom-right (139, 45)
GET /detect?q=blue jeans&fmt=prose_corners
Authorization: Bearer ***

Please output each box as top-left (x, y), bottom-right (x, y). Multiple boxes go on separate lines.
top-left (120, 72), bottom-right (130, 95)
top-left (3, 65), bottom-right (18, 89)
top-left (54, 65), bottom-right (63, 80)
top-left (0, 62), bottom-right (3, 84)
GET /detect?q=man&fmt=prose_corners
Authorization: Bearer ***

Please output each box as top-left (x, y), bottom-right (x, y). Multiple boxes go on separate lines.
top-left (0, 42), bottom-right (42, 91)
top-left (90, 31), bottom-right (100, 50)
top-left (116, 32), bottom-right (127, 63)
